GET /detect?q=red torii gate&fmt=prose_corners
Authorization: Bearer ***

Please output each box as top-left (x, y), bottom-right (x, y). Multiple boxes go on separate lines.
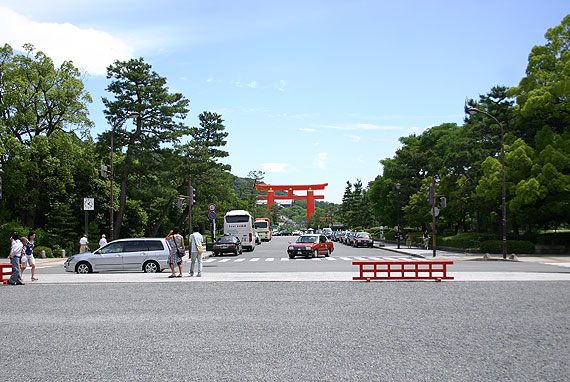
top-left (255, 183), bottom-right (328, 225)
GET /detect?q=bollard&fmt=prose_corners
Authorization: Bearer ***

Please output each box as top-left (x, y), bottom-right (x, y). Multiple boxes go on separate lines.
top-left (61, 249), bottom-right (66, 258)
top-left (41, 250), bottom-right (46, 258)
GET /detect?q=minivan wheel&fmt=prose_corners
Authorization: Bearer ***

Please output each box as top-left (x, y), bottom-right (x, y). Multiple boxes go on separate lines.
top-left (143, 261), bottom-right (159, 273)
top-left (76, 262), bottom-right (92, 274)
top-left (325, 249), bottom-right (331, 257)
top-left (313, 250), bottom-right (318, 258)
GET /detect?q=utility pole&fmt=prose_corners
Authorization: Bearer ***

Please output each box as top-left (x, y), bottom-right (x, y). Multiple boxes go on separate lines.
top-left (431, 178), bottom-right (437, 258)
top-left (188, 176), bottom-right (192, 236)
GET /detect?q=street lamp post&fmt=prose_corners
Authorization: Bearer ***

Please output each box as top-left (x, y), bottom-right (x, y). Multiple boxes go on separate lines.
top-left (396, 182), bottom-right (401, 249)
top-left (468, 107), bottom-right (507, 259)
top-left (109, 112), bottom-right (139, 240)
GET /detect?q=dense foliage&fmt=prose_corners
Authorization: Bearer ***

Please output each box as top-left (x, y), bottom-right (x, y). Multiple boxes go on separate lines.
top-left (342, 15), bottom-right (570, 244)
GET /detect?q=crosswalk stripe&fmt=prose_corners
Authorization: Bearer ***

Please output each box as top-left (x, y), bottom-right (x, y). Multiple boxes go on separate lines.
top-left (203, 256), bottom-right (421, 263)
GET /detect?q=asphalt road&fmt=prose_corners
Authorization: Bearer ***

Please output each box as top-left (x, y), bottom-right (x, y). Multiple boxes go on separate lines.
top-left (2, 282), bottom-right (569, 381)
top-left (33, 236), bottom-right (570, 275)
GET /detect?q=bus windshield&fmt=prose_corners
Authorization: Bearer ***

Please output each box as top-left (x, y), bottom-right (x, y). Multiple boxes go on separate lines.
top-left (225, 215), bottom-right (250, 223)
top-left (254, 221), bottom-right (268, 229)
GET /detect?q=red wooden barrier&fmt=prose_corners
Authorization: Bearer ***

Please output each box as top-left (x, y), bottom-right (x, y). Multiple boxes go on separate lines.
top-left (1, 264), bottom-right (14, 284)
top-left (353, 260), bottom-right (454, 282)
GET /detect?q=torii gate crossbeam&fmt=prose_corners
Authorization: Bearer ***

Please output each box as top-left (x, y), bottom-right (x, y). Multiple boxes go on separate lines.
top-left (255, 183), bottom-right (328, 226)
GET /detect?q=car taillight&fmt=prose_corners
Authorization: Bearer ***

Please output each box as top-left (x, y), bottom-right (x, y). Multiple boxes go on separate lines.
top-left (228, 245), bottom-right (236, 248)
top-left (249, 233), bottom-right (252, 242)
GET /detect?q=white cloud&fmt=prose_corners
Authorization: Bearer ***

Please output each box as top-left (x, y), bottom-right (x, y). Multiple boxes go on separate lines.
top-left (262, 162), bottom-right (289, 173)
top-left (315, 152), bottom-right (328, 170)
top-left (247, 81), bottom-right (257, 88)
top-left (206, 78), bottom-right (214, 83)
top-left (345, 134), bottom-right (361, 142)
top-left (0, 6), bottom-right (134, 76)
top-left (276, 79), bottom-right (286, 91)
top-left (319, 123), bottom-right (401, 131)
top-left (298, 128), bottom-right (316, 132)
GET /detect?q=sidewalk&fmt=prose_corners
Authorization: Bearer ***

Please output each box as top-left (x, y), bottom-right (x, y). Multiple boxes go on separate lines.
top-left (377, 242), bottom-right (570, 264)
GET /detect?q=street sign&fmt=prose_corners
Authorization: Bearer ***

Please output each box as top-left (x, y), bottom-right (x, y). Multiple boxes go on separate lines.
top-left (208, 211), bottom-right (216, 220)
top-left (82, 198), bottom-right (95, 211)
top-left (208, 203), bottom-right (216, 211)
top-left (430, 207), bottom-right (440, 217)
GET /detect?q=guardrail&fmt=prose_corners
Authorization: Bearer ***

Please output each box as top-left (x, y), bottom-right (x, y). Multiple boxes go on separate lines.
top-left (1, 264), bottom-right (13, 284)
top-left (353, 260), bottom-right (454, 282)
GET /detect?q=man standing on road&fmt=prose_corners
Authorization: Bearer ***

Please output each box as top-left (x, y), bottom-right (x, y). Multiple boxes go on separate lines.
top-left (189, 226), bottom-right (204, 277)
top-left (79, 234), bottom-right (88, 253)
top-left (98, 234), bottom-right (107, 248)
top-left (7, 232), bottom-right (24, 285)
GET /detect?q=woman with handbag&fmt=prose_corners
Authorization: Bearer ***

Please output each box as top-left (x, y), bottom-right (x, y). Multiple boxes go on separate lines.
top-left (166, 227), bottom-right (185, 278)
top-left (189, 226), bottom-right (204, 277)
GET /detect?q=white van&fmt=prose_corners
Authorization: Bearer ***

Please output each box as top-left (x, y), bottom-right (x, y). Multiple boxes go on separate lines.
top-left (224, 210), bottom-right (256, 252)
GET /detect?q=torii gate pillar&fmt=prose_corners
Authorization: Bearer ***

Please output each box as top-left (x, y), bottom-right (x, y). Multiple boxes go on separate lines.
top-left (255, 183), bottom-right (328, 226)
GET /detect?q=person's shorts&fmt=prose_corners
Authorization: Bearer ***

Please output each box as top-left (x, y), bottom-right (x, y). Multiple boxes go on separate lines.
top-left (23, 255), bottom-right (35, 267)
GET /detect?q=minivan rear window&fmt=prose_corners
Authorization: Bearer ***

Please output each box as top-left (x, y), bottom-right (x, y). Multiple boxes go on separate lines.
top-left (146, 241), bottom-right (164, 251)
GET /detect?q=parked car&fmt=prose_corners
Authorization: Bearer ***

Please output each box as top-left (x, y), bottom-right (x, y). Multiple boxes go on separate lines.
top-left (353, 232), bottom-right (374, 248)
top-left (64, 238), bottom-right (171, 274)
top-left (212, 236), bottom-right (243, 256)
top-left (287, 234), bottom-right (334, 259)
top-left (323, 227), bottom-right (333, 238)
top-left (346, 231), bottom-right (357, 245)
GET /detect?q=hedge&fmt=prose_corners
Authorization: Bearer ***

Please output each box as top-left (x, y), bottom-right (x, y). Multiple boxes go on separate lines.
top-left (480, 240), bottom-right (535, 254)
top-left (33, 246), bottom-right (54, 258)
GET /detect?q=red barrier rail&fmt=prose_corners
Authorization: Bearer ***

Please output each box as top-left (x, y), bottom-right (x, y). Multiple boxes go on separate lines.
top-left (1, 264), bottom-right (14, 284)
top-left (353, 260), bottom-right (454, 282)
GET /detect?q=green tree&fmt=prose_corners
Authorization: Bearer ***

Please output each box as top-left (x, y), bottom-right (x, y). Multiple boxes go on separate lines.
top-left (0, 43), bottom-right (92, 145)
top-left (102, 58), bottom-right (190, 239)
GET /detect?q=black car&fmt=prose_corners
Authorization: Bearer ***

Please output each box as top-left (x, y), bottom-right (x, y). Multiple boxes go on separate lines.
top-left (212, 236), bottom-right (243, 256)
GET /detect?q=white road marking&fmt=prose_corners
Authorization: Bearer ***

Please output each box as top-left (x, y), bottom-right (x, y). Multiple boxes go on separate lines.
top-left (250, 258), bottom-right (260, 262)
top-left (234, 258), bottom-right (246, 262)
top-left (281, 258), bottom-right (289, 261)
top-left (218, 259), bottom-right (232, 263)
top-left (265, 258), bottom-right (274, 262)
top-left (325, 257), bottom-right (337, 261)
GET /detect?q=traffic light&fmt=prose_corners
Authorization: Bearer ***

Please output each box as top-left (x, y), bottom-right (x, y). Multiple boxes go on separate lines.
top-left (190, 187), bottom-right (197, 205)
top-left (100, 165), bottom-right (108, 178)
top-left (177, 198), bottom-right (185, 209)
top-left (440, 196), bottom-right (447, 209)
top-left (427, 184), bottom-right (435, 205)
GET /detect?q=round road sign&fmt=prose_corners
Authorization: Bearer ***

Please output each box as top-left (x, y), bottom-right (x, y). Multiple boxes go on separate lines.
top-left (208, 203), bottom-right (216, 211)
top-left (208, 211), bottom-right (217, 220)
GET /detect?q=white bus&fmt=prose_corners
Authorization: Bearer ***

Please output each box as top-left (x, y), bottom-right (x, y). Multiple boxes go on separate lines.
top-left (224, 210), bottom-right (256, 252)
top-left (254, 218), bottom-right (272, 242)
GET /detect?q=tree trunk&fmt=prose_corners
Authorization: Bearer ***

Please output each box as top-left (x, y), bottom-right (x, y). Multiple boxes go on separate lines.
top-left (150, 196), bottom-right (174, 237)
top-left (113, 121), bottom-right (142, 240)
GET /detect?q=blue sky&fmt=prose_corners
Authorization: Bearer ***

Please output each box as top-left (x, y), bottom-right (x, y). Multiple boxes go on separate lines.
top-left (1, 1), bottom-right (568, 202)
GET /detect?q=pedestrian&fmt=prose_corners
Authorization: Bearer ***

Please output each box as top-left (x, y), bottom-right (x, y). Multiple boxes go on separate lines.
top-left (21, 231), bottom-right (38, 281)
top-left (99, 234), bottom-right (107, 248)
top-left (189, 225), bottom-right (204, 277)
top-left (79, 234), bottom-right (88, 253)
top-left (7, 232), bottom-right (24, 285)
top-left (423, 231), bottom-right (430, 250)
top-left (406, 232), bottom-right (413, 249)
top-left (166, 227), bottom-right (185, 278)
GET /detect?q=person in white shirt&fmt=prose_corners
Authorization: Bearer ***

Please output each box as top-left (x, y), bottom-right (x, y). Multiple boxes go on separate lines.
top-left (189, 226), bottom-right (204, 277)
top-left (79, 234), bottom-right (88, 253)
top-left (99, 234), bottom-right (107, 248)
top-left (7, 232), bottom-right (24, 285)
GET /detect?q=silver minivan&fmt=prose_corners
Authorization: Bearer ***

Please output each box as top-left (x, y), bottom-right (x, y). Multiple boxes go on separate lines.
top-left (64, 238), bottom-right (172, 274)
